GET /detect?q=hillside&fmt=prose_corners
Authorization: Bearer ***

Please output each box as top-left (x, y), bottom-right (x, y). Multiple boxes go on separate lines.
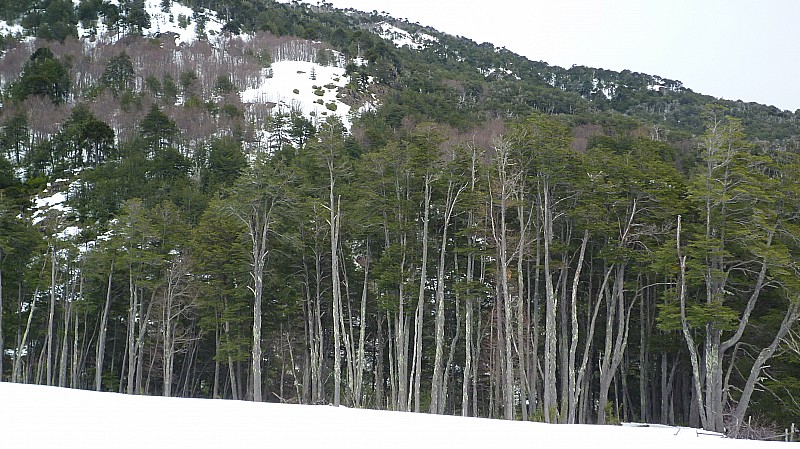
top-left (1, 0), bottom-right (800, 441)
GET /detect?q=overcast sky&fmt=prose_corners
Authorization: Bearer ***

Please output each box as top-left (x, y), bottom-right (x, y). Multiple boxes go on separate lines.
top-left (318, 0), bottom-right (800, 112)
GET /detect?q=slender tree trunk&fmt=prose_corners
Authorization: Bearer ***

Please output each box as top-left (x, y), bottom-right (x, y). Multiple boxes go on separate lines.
top-left (442, 279), bottom-right (461, 414)
top-left (677, 216), bottom-right (708, 429)
top-left (58, 287), bottom-right (72, 387)
top-left (732, 302), bottom-right (800, 436)
top-left (47, 245), bottom-right (57, 386)
top-left (71, 296), bottom-right (80, 389)
top-left (567, 230), bottom-right (589, 423)
top-left (395, 234), bottom-right (409, 412)
top-left (489, 140), bottom-right (517, 420)
top-left (515, 200), bottom-right (532, 421)
top-left (431, 181), bottom-right (462, 414)
top-left (410, 175), bottom-right (431, 413)
top-left (340, 256), bottom-right (356, 405)
top-left (13, 287), bottom-right (38, 383)
top-left (462, 148), bottom-right (480, 417)
top-left (240, 197), bottom-right (275, 402)
top-left (355, 245), bottom-right (370, 407)
top-left (95, 261), bottom-right (114, 391)
top-left (576, 264), bottom-right (613, 423)
top-left (126, 275), bottom-right (138, 395)
top-left (597, 265), bottom-right (635, 424)
top-left (330, 158), bottom-right (343, 406)
top-left (541, 181), bottom-right (558, 423)
top-left (375, 315), bottom-right (386, 409)
top-left (251, 249), bottom-right (264, 402)
top-left (213, 320), bottom-right (220, 399)
top-left (462, 252), bottom-right (474, 417)
top-left (225, 321), bottom-right (239, 400)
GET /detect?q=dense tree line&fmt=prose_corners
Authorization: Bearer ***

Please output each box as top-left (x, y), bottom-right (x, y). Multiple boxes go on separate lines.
top-left (3, 105), bottom-right (800, 438)
top-left (1, 0), bottom-right (800, 441)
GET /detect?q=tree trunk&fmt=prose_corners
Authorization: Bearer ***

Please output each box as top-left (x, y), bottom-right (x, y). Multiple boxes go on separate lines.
top-left (354, 244), bottom-right (369, 407)
top-left (567, 230), bottom-right (589, 423)
top-left (58, 288), bottom-right (72, 387)
top-left (95, 261), bottom-right (114, 391)
top-left (126, 274), bottom-right (138, 395)
top-left (13, 287), bottom-right (38, 383)
top-left (597, 265), bottom-right (635, 425)
top-left (47, 245), bottom-right (57, 386)
top-left (431, 181), bottom-right (462, 414)
top-left (541, 180), bottom-right (558, 423)
top-left (515, 199), bottom-right (532, 421)
top-left (731, 302), bottom-right (800, 437)
top-left (240, 195), bottom-right (276, 402)
top-left (462, 251), bottom-right (474, 417)
top-left (330, 170), bottom-right (343, 406)
top-left (677, 216), bottom-right (709, 429)
top-left (410, 175), bottom-right (431, 413)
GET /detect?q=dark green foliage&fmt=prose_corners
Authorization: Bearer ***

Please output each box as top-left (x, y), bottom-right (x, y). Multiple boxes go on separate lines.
top-left (0, 153), bottom-right (14, 191)
top-left (11, 47), bottom-right (70, 104)
top-left (77, 0), bottom-right (103, 28)
top-left (140, 105), bottom-right (179, 153)
top-left (205, 136), bottom-right (247, 192)
top-left (20, 0), bottom-right (78, 42)
top-left (54, 103), bottom-right (115, 168)
top-left (214, 75), bottom-right (235, 94)
top-left (121, 0), bottom-right (150, 35)
top-left (0, 111), bottom-right (29, 165)
top-left (101, 52), bottom-right (135, 95)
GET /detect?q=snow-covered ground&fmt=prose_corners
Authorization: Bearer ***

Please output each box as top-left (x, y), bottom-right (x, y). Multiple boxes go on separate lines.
top-left (142, 0), bottom-right (224, 44)
top-left (31, 179), bottom-right (80, 231)
top-left (73, 0), bottom-right (225, 45)
top-left (0, 382), bottom-right (785, 448)
top-left (240, 60), bottom-right (356, 129)
top-left (372, 21), bottom-right (437, 50)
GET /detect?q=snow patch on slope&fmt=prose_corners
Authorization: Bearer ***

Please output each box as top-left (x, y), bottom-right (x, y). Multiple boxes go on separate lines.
top-left (0, 20), bottom-right (24, 37)
top-left (373, 22), bottom-right (437, 50)
top-left (240, 60), bottom-right (354, 129)
top-left (142, 0), bottom-right (224, 44)
top-left (73, 0), bottom-right (225, 45)
top-left (32, 178), bottom-right (84, 243)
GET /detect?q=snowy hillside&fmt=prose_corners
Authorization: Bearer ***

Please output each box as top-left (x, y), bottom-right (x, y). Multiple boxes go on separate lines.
top-left (76, 0), bottom-right (369, 129)
top-left (0, 383), bottom-right (785, 448)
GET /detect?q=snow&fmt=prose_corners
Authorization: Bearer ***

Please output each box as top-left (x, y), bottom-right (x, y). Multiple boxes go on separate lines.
top-left (0, 382), bottom-right (785, 448)
top-left (240, 60), bottom-right (355, 128)
top-left (0, 20), bottom-right (24, 36)
top-left (73, 0), bottom-right (225, 45)
top-left (480, 67), bottom-right (519, 80)
top-left (142, 0), bottom-right (224, 45)
top-left (32, 191), bottom-right (71, 224)
top-left (373, 21), bottom-right (437, 50)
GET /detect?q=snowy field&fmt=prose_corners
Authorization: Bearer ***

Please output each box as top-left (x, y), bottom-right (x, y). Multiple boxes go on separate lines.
top-left (0, 382), bottom-right (786, 448)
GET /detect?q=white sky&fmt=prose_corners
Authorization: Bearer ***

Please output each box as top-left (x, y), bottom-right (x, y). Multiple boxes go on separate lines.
top-left (320, 0), bottom-right (800, 112)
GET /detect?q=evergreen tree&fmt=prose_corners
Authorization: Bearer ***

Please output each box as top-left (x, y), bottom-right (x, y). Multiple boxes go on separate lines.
top-left (12, 47), bottom-right (70, 104)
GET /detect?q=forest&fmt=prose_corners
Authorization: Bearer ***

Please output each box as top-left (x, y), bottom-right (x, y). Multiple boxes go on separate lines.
top-left (1, 0), bottom-right (800, 440)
